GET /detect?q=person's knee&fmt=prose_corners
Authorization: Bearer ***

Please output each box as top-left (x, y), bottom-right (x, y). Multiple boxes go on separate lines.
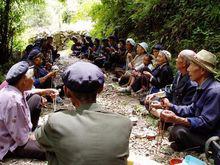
top-left (28, 94), bottom-right (42, 109)
top-left (170, 125), bottom-right (189, 140)
top-left (32, 94), bottom-right (41, 104)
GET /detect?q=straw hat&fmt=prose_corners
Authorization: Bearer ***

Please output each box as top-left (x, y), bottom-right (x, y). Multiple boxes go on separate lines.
top-left (187, 49), bottom-right (217, 74)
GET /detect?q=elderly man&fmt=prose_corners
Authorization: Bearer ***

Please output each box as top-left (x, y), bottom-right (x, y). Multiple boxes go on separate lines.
top-left (35, 61), bottom-right (132, 165)
top-left (168, 50), bottom-right (197, 105)
top-left (0, 61), bottom-right (58, 160)
top-left (28, 49), bottom-right (57, 89)
top-left (156, 50), bottom-right (220, 151)
top-left (145, 50), bottom-right (197, 117)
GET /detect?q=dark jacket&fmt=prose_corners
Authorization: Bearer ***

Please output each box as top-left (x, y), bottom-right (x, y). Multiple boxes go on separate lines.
top-left (151, 63), bottom-right (173, 89)
top-left (171, 78), bottom-right (220, 136)
top-left (167, 72), bottom-right (197, 105)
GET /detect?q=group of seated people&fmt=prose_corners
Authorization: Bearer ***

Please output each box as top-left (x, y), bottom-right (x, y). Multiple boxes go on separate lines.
top-left (0, 33), bottom-right (219, 165)
top-left (73, 35), bottom-right (220, 153)
top-left (71, 34), bottom-right (127, 70)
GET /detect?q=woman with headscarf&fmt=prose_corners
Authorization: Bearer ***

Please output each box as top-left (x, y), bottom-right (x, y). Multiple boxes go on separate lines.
top-left (143, 50), bottom-right (173, 94)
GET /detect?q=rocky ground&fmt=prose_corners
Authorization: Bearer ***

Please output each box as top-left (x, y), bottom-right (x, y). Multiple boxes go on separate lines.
top-left (1, 53), bottom-right (211, 165)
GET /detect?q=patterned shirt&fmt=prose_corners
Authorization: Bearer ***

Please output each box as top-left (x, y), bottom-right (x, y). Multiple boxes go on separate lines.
top-left (0, 85), bottom-right (32, 160)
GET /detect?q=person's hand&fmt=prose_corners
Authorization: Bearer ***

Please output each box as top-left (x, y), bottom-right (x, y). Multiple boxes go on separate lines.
top-left (144, 94), bottom-right (155, 105)
top-left (161, 98), bottom-right (172, 110)
top-left (47, 71), bottom-right (57, 78)
top-left (160, 110), bottom-right (177, 123)
top-left (45, 89), bottom-right (59, 99)
top-left (46, 62), bottom-right (52, 68)
top-left (143, 71), bottom-right (152, 78)
top-left (131, 70), bottom-right (139, 76)
top-left (150, 108), bottom-right (163, 118)
top-left (149, 100), bottom-right (163, 109)
top-left (29, 133), bottom-right (36, 140)
top-left (127, 53), bottom-right (132, 59)
top-left (41, 96), bottom-right (47, 107)
top-left (128, 63), bottom-right (133, 69)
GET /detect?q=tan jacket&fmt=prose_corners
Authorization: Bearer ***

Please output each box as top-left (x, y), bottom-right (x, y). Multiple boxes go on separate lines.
top-left (35, 103), bottom-right (132, 165)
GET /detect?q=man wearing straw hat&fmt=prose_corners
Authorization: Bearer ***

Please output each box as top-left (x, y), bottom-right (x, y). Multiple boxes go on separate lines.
top-left (155, 49), bottom-right (220, 151)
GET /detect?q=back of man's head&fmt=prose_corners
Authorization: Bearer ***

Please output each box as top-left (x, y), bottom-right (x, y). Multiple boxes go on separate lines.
top-left (62, 61), bottom-right (104, 101)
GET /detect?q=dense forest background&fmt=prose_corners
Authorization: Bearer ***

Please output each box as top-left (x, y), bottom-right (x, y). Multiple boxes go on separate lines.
top-left (90, 0), bottom-right (220, 53)
top-left (0, 0), bottom-right (220, 81)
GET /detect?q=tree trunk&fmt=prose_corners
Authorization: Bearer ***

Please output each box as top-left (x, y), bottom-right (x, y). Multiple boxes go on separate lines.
top-left (0, 0), bottom-right (11, 64)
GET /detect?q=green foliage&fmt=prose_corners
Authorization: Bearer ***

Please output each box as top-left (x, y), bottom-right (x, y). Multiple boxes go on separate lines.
top-left (67, 0), bottom-right (100, 23)
top-left (0, 70), bottom-right (5, 83)
top-left (0, 0), bottom-right (45, 64)
top-left (90, 0), bottom-right (220, 55)
top-left (22, 2), bottom-right (49, 28)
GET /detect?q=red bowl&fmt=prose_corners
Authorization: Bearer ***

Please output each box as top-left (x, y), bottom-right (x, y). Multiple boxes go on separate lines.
top-left (169, 158), bottom-right (183, 165)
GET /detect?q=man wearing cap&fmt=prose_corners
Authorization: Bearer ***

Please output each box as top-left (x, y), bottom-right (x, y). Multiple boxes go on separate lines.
top-left (28, 49), bottom-right (57, 89)
top-left (144, 50), bottom-right (198, 119)
top-left (0, 61), bottom-right (58, 160)
top-left (156, 50), bottom-right (220, 151)
top-left (151, 44), bottom-right (163, 67)
top-left (35, 61), bottom-right (132, 165)
top-left (145, 50), bottom-right (197, 111)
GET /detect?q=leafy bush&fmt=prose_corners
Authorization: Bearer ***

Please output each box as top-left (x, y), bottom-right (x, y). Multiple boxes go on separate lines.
top-left (90, 0), bottom-right (220, 54)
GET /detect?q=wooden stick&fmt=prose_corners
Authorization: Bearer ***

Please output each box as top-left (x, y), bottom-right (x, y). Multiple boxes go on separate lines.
top-left (156, 119), bottom-right (165, 154)
top-left (53, 96), bottom-right (57, 112)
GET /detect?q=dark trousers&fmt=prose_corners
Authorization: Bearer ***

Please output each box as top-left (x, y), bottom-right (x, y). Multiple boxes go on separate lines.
top-left (131, 75), bottom-right (150, 92)
top-left (169, 125), bottom-right (208, 151)
top-left (5, 139), bottom-right (46, 160)
top-left (4, 94), bottom-right (46, 160)
top-left (27, 94), bottom-right (42, 131)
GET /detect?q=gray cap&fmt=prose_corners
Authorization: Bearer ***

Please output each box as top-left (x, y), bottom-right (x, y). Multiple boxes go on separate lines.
top-left (6, 61), bottom-right (29, 85)
top-left (28, 49), bottom-right (42, 61)
top-left (62, 61), bottom-right (104, 93)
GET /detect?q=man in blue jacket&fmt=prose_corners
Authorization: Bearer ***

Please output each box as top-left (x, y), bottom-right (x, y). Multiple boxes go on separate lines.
top-left (158, 49), bottom-right (220, 151)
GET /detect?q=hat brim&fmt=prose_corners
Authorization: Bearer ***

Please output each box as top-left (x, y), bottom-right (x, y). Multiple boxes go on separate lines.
top-left (137, 43), bottom-right (147, 53)
top-left (187, 55), bottom-right (217, 74)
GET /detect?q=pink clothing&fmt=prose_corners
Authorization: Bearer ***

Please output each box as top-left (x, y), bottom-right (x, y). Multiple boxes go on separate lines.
top-left (0, 80), bottom-right (8, 90)
top-left (0, 85), bottom-right (32, 160)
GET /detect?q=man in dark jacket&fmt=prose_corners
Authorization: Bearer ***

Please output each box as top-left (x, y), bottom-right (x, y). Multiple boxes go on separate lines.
top-left (166, 50), bottom-right (197, 105)
top-left (145, 50), bottom-right (197, 118)
top-left (157, 50), bottom-right (220, 152)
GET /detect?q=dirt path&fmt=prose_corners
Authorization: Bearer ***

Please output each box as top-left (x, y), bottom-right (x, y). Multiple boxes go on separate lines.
top-left (1, 53), bottom-right (210, 165)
